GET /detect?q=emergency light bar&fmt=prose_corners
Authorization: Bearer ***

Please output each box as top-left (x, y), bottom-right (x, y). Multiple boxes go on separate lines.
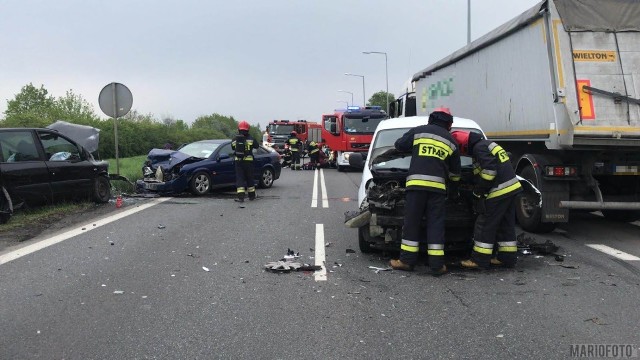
top-left (347, 106), bottom-right (361, 110)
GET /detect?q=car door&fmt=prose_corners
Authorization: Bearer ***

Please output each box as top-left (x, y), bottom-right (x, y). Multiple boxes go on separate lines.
top-left (210, 142), bottom-right (235, 187)
top-left (252, 146), bottom-right (269, 181)
top-left (0, 129), bottom-right (52, 204)
top-left (37, 130), bottom-right (93, 201)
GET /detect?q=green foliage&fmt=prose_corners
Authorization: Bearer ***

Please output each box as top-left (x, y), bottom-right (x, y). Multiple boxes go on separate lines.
top-left (367, 91), bottom-right (395, 111)
top-left (106, 155), bottom-right (148, 193)
top-left (1, 83), bottom-right (255, 160)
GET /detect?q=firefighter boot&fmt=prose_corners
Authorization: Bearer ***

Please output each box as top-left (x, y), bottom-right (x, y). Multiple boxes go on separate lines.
top-left (490, 258), bottom-right (503, 266)
top-left (248, 191), bottom-right (256, 201)
top-left (460, 259), bottom-right (483, 270)
top-left (389, 259), bottom-right (414, 271)
top-left (235, 194), bottom-right (245, 203)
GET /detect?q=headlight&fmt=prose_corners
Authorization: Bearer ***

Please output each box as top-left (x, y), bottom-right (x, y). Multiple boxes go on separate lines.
top-left (155, 167), bottom-right (164, 182)
top-left (344, 153), bottom-right (351, 161)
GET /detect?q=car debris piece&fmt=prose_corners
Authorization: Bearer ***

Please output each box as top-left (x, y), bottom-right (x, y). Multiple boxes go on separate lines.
top-left (113, 290), bottom-right (124, 295)
top-left (584, 317), bottom-right (608, 325)
top-left (284, 248), bottom-right (300, 261)
top-left (202, 267), bottom-right (210, 272)
top-left (158, 224), bottom-right (166, 229)
top-left (368, 266), bottom-right (392, 274)
top-left (325, 242), bottom-right (332, 247)
top-left (346, 249), bottom-right (356, 254)
top-left (344, 210), bottom-right (372, 228)
top-left (264, 261), bottom-right (303, 272)
top-left (549, 263), bottom-right (579, 269)
top-left (517, 233), bottom-right (559, 255)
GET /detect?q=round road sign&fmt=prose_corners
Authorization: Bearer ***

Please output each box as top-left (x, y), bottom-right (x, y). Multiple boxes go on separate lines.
top-left (98, 82), bottom-right (133, 118)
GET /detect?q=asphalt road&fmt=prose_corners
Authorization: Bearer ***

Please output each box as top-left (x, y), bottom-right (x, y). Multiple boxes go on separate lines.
top-left (1, 167), bottom-right (640, 359)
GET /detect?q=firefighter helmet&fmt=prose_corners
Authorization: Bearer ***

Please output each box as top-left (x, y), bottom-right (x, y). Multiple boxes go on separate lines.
top-left (238, 121), bottom-right (250, 131)
top-left (451, 130), bottom-right (470, 155)
top-left (290, 131), bottom-right (297, 136)
top-left (433, 107), bottom-right (451, 115)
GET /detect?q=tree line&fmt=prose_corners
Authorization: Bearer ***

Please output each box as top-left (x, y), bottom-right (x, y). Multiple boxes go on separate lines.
top-left (0, 83), bottom-right (263, 159)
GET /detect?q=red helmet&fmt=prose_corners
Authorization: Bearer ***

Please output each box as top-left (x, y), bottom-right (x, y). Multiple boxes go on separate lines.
top-left (451, 130), bottom-right (470, 155)
top-left (238, 121), bottom-right (250, 131)
top-left (433, 107), bottom-right (452, 115)
top-left (290, 131), bottom-right (297, 136)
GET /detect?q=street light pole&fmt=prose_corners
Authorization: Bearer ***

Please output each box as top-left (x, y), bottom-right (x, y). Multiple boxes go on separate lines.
top-left (338, 90), bottom-right (354, 106)
top-left (363, 51), bottom-right (389, 114)
top-left (336, 100), bottom-right (349, 108)
top-left (345, 73), bottom-right (365, 106)
top-left (467, 0), bottom-right (471, 44)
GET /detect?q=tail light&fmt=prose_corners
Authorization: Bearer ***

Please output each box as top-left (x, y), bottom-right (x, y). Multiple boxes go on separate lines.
top-left (544, 165), bottom-right (577, 177)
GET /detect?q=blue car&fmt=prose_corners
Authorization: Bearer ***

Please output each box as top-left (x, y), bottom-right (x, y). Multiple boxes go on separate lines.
top-left (136, 139), bottom-right (282, 195)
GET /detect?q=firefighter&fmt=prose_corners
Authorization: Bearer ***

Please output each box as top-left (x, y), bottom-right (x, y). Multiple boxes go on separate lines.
top-left (451, 130), bottom-right (522, 269)
top-left (307, 140), bottom-right (320, 169)
top-left (389, 108), bottom-right (462, 276)
top-left (287, 131), bottom-right (302, 170)
top-left (231, 121), bottom-right (259, 202)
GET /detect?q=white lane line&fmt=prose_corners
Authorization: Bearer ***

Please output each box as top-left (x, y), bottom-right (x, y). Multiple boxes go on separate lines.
top-left (320, 168), bottom-right (329, 208)
top-left (586, 244), bottom-right (640, 261)
top-left (311, 168), bottom-right (319, 208)
top-left (314, 223), bottom-right (327, 281)
top-left (0, 197), bottom-right (173, 265)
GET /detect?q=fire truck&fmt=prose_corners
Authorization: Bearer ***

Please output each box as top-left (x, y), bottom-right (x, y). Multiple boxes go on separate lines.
top-left (321, 106), bottom-right (388, 171)
top-left (266, 120), bottom-right (322, 152)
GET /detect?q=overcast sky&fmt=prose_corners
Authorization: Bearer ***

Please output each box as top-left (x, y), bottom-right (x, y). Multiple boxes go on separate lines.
top-left (0, 0), bottom-right (541, 127)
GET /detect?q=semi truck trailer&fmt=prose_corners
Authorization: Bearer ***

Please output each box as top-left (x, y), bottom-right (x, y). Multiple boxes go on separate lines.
top-left (396, 0), bottom-right (640, 232)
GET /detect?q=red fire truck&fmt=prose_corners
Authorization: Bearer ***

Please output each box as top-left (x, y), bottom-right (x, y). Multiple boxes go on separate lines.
top-left (266, 120), bottom-right (322, 152)
top-left (321, 106), bottom-right (388, 171)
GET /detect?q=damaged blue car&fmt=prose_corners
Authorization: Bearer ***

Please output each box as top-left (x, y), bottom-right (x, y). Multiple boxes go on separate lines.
top-left (136, 139), bottom-right (282, 195)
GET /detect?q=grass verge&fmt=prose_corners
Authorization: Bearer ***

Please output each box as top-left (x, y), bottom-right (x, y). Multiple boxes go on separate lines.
top-left (0, 202), bottom-right (94, 233)
top-left (106, 155), bottom-right (147, 194)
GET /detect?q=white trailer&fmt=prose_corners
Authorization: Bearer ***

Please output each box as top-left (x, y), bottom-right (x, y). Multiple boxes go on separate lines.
top-left (404, 0), bottom-right (640, 232)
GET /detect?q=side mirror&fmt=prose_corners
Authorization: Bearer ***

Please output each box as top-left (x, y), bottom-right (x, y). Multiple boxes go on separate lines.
top-left (330, 123), bottom-right (338, 135)
top-left (348, 152), bottom-right (365, 170)
top-left (217, 153), bottom-right (231, 162)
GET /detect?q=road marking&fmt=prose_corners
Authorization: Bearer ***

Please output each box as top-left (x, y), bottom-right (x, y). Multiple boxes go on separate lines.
top-left (311, 168), bottom-right (319, 207)
top-left (0, 197), bottom-right (173, 265)
top-left (314, 223), bottom-right (327, 281)
top-left (320, 169), bottom-right (329, 208)
top-left (586, 244), bottom-right (640, 261)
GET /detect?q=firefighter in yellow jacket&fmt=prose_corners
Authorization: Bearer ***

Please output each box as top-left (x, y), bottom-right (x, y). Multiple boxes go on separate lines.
top-left (451, 130), bottom-right (522, 269)
top-left (232, 121), bottom-right (259, 202)
top-left (286, 131), bottom-right (302, 170)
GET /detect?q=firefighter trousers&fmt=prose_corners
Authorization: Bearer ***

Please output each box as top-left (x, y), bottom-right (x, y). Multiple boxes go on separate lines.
top-left (399, 190), bottom-right (446, 270)
top-left (235, 161), bottom-right (255, 199)
top-left (471, 195), bottom-right (518, 268)
top-left (291, 151), bottom-right (301, 170)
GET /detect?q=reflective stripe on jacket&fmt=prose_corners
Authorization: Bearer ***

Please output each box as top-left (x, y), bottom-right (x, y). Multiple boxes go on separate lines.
top-left (394, 123), bottom-right (461, 193)
top-left (232, 135), bottom-right (258, 161)
top-left (471, 139), bottom-right (522, 200)
top-left (287, 137), bottom-right (301, 152)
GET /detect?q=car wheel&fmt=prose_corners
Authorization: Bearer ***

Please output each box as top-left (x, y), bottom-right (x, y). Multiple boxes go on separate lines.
top-left (259, 167), bottom-right (274, 188)
top-left (0, 187), bottom-right (13, 224)
top-left (190, 172), bottom-right (211, 195)
top-left (516, 166), bottom-right (555, 233)
top-left (358, 226), bottom-right (375, 253)
top-left (93, 176), bottom-right (111, 203)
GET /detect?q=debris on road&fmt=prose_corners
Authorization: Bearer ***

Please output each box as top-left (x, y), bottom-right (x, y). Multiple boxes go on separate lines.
top-left (346, 249), bottom-right (356, 254)
top-left (325, 242), bottom-right (332, 247)
top-left (113, 290), bottom-right (124, 295)
top-left (549, 263), bottom-right (579, 269)
top-left (284, 248), bottom-right (300, 261)
top-left (202, 266), bottom-right (210, 272)
top-left (264, 261), bottom-right (302, 272)
top-left (158, 224), bottom-right (166, 229)
top-left (368, 266), bottom-right (392, 274)
top-left (584, 317), bottom-right (608, 325)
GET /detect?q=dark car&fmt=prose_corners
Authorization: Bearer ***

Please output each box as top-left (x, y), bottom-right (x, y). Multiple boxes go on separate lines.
top-left (136, 139), bottom-right (282, 195)
top-left (0, 128), bottom-right (111, 223)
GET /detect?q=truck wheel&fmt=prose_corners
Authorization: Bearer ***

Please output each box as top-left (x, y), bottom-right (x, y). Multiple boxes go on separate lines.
top-left (358, 226), bottom-right (375, 253)
top-left (601, 210), bottom-right (640, 223)
top-left (93, 176), bottom-right (111, 203)
top-left (259, 167), bottom-right (274, 188)
top-left (516, 166), bottom-right (556, 233)
top-left (190, 172), bottom-right (211, 195)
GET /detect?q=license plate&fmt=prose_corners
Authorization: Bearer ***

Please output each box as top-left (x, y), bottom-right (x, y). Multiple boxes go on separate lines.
top-left (144, 182), bottom-right (162, 190)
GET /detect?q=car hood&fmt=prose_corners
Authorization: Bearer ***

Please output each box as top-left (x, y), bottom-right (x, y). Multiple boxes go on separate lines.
top-left (370, 148), bottom-right (409, 180)
top-left (146, 148), bottom-right (203, 169)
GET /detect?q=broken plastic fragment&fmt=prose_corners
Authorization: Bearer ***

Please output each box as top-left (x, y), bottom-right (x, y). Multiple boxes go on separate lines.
top-left (346, 249), bottom-right (356, 254)
top-left (113, 290), bottom-right (124, 294)
top-left (368, 266), bottom-right (392, 274)
top-left (158, 224), bottom-right (166, 229)
top-left (202, 267), bottom-right (210, 272)
top-left (496, 334), bottom-right (504, 338)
